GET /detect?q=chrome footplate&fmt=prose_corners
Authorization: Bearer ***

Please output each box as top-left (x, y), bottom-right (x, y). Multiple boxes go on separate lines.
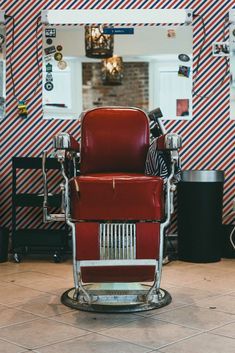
top-left (61, 284), bottom-right (171, 313)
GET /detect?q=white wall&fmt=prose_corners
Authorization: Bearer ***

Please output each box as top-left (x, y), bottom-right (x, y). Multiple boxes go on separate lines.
top-left (43, 25), bottom-right (192, 58)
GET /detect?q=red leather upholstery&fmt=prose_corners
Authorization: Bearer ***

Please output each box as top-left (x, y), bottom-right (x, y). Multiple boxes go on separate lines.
top-left (156, 134), bottom-right (167, 150)
top-left (70, 173), bottom-right (164, 221)
top-left (80, 107), bottom-right (150, 174)
top-left (70, 135), bottom-right (80, 152)
top-left (81, 266), bottom-right (155, 283)
top-left (75, 223), bottom-right (100, 260)
top-left (76, 223), bottom-right (160, 282)
top-left (70, 107), bottom-right (165, 283)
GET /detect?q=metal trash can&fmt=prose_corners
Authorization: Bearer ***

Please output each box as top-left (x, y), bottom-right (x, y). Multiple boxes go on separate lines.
top-left (0, 228), bottom-right (9, 262)
top-left (177, 170), bottom-right (224, 263)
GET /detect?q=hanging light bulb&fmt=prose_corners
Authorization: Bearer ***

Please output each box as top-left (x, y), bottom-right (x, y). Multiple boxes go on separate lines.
top-left (85, 25), bottom-right (114, 59)
top-left (101, 56), bottom-right (124, 86)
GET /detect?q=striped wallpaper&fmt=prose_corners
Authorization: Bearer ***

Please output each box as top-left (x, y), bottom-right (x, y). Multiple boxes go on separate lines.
top-left (0, 0), bottom-right (234, 234)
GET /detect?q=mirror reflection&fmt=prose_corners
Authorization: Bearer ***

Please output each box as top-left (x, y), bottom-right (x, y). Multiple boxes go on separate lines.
top-left (42, 25), bottom-right (192, 120)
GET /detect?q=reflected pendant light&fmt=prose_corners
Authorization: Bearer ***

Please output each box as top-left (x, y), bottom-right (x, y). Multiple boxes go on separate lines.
top-left (101, 56), bottom-right (124, 85)
top-left (85, 25), bottom-right (114, 59)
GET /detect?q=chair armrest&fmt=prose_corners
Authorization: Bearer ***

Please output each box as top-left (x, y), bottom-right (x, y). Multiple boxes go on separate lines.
top-left (53, 133), bottom-right (80, 152)
top-left (156, 133), bottom-right (182, 151)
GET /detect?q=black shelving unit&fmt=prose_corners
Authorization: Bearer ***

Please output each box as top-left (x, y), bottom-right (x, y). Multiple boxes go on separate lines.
top-left (12, 157), bottom-right (69, 263)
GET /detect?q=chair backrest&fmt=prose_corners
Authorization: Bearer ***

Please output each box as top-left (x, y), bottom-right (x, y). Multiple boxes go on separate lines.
top-left (80, 107), bottom-right (150, 174)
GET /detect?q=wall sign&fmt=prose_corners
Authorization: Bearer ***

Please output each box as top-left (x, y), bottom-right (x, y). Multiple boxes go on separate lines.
top-left (45, 28), bottom-right (56, 38)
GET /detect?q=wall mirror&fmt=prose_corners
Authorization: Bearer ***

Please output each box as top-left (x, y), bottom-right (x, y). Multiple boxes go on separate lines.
top-left (42, 22), bottom-right (192, 120)
top-left (0, 25), bottom-right (6, 119)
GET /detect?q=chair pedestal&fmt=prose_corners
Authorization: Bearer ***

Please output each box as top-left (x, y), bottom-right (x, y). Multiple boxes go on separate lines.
top-left (61, 283), bottom-right (171, 313)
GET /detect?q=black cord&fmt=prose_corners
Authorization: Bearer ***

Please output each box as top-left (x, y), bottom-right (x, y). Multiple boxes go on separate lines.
top-left (5, 14), bottom-right (17, 101)
top-left (25, 15), bottom-right (42, 103)
top-left (193, 13), bottom-right (229, 99)
top-left (192, 13), bottom-right (207, 92)
top-left (222, 14), bottom-right (229, 41)
top-left (5, 14), bottom-right (42, 104)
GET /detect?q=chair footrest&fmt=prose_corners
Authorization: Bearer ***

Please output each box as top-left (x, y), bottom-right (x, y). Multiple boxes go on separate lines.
top-left (79, 259), bottom-right (157, 267)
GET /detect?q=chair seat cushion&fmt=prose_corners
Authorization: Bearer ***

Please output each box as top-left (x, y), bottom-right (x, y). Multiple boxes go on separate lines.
top-left (70, 173), bottom-right (164, 220)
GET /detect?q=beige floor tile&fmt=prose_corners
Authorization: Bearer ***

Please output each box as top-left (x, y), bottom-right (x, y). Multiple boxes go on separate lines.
top-left (203, 259), bottom-right (235, 271)
top-left (30, 263), bottom-right (73, 279)
top-left (100, 318), bottom-right (199, 349)
top-left (0, 280), bottom-right (13, 287)
top-left (0, 305), bottom-right (38, 328)
top-left (0, 318), bottom-right (89, 349)
top-left (163, 261), bottom-right (235, 286)
top-left (0, 271), bottom-right (60, 285)
top-left (163, 261), bottom-right (199, 269)
top-left (163, 285), bottom-right (216, 304)
top-left (134, 301), bottom-right (190, 317)
top-left (162, 265), bottom-right (225, 286)
top-left (154, 305), bottom-right (234, 330)
top-left (181, 276), bottom-right (235, 293)
top-left (0, 283), bottom-right (48, 305)
top-left (12, 294), bottom-right (73, 317)
top-left (0, 260), bottom-right (72, 278)
top-left (51, 310), bottom-right (139, 331)
top-left (160, 332), bottom-right (235, 353)
top-left (0, 263), bottom-right (27, 276)
top-left (194, 293), bottom-right (235, 314)
top-left (17, 277), bottom-right (73, 295)
top-left (210, 322), bottom-right (235, 339)
top-left (33, 333), bottom-right (151, 353)
top-left (0, 259), bottom-right (235, 353)
top-left (12, 261), bottom-right (73, 279)
top-left (197, 260), bottom-right (235, 272)
top-left (0, 339), bottom-right (27, 353)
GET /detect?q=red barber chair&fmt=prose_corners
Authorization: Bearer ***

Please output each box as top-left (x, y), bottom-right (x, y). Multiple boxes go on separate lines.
top-left (42, 107), bottom-right (181, 313)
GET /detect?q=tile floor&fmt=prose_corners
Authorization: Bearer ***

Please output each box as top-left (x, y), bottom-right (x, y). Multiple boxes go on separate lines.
top-left (0, 258), bottom-right (234, 353)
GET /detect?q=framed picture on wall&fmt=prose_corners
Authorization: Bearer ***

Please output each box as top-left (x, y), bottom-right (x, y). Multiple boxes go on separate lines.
top-left (176, 98), bottom-right (189, 117)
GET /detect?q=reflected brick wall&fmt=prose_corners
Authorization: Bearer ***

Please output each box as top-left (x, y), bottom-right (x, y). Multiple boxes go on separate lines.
top-left (82, 62), bottom-right (149, 111)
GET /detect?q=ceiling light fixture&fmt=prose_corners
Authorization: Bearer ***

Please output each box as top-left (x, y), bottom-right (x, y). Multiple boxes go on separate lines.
top-left (85, 25), bottom-right (113, 59)
top-left (101, 56), bottom-right (124, 85)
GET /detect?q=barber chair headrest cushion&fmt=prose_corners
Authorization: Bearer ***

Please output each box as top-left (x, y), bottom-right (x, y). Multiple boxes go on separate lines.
top-left (80, 107), bottom-right (150, 174)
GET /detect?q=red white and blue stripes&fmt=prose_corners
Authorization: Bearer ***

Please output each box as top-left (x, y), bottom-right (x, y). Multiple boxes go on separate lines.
top-left (0, 0), bottom-right (234, 233)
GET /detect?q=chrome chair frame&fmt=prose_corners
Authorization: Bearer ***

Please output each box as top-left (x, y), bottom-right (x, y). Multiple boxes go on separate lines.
top-left (42, 130), bottom-right (181, 312)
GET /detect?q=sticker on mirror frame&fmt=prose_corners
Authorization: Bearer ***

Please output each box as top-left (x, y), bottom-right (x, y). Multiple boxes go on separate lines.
top-left (46, 63), bottom-right (53, 73)
top-left (212, 42), bottom-right (229, 57)
top-left (103, 28), bottom-right (134, 35)
top-left (45, 28), bottom-right (56, 38)
top-left (167, 29), bottom-right (176, 38)
top-left (44, 55), bottom-right (53, 62)
top-left (46, 38), bottom-right (53, 45)
top-left (57, 60), bottom-right (67, 70)
top-left (56, 45), bottom-right (63, 52)
top-left (44, 46), bottom-right (56, 55)
top-left (44, 81), bottom-right (54, 91)
top-left (54, 52), bottom-right (63, 61)
top-left (46, 73), bottom-right (53, 82)
top-left (178, 54), bottom-right (190, 62)
top-left (178, 65), bottom-right (190, 78)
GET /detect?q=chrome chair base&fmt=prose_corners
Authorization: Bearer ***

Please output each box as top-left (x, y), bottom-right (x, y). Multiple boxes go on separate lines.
top-left (61, 283), bottom-right (171, 313)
